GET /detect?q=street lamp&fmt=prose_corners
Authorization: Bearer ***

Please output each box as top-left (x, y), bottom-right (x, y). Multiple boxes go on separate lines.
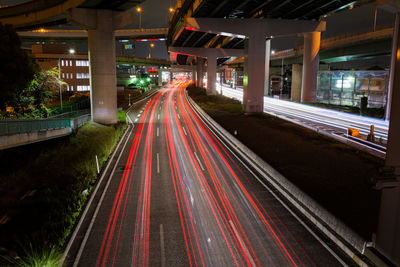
top-left (58, 48), bottom-right (76, 113)
top-left (169, 7), bottom-right (174, 21)
top-left (136, 7), bottom-right (142, 28)
top-left (148, 43), bottom-right (155, 59)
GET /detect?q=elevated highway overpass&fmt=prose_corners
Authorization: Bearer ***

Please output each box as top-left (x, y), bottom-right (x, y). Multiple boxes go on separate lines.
top-left (17, 27), bottom-right (168, 42)
top-left (0, 0), bottom-right (144, 30)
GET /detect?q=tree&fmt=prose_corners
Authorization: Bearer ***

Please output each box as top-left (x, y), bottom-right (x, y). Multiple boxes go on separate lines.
top-left (18, 67), bottom-right (66, 117)
top-left (0, 22), bottom-right (36, 111)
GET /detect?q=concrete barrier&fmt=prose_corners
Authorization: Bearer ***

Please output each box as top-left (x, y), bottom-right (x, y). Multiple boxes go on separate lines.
top-left (186, 92), bottom-right (372, 266)
top-left (0, 127), bottom-right (72, 150)
top-left (0, 113), bottom-right (91, 150)
top-left (71, 114), bottom-right (91, 129)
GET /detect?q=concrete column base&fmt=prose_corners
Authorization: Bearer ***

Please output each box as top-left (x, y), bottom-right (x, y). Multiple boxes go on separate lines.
top-left (197, 57), bottom-right (204, 88)
top-left (375, 172), bottom-right (400, 266)
top-left (68, 8), bottom-right (133, 125)
top-left (291, 64), bottom-right (302, 102)
top-left (243, 36), bottom-right (269, 113)
top-left (158, 68), bottom-right (163, 86)
top-left (301, 32), bottom-right (320, 103)
top-left (207, 55), bottom-right (217, 95)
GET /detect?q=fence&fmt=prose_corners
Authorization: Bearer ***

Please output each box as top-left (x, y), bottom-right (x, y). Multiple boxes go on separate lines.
top-left (0, 118), bottom-right (71, 135)
top-left (317, 70), bottom-right (389, 108)
top-left (49, 98), bottom-right (90, 117)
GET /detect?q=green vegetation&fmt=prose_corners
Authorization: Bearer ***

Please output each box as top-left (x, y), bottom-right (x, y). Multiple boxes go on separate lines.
top-left (48, 94), bottom-right (90, 118)
top-left (4, 244), bottom-right (61, 267)
top-left (307, 102), bottom-right (385, 119)
top-left (1, 67), bottom-right (67, 119)
top-left (117, 109), bottom-right (127, 122)
top-left (186, 84), bottom-right (242, 114)
top-left (0, 116), bottom-right (127, 265)
top-left (0, 23), bottom-right (69, 119)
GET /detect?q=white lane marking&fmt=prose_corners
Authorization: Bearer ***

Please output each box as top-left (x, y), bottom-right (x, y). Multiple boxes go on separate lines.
top-left (194, 152), bottom-right (205, 171)
top-left (229, 220), bottom-right (256, 266)
top-left (160, 224), bottom-right (166, 267)
top-left (157, 153), bottom-right (160, 173)
top-left (158, 114), bottom-right (160, 120)
top-left (157, 127), bottom-right (159, 137)
top-left (70, 125), bottom-right (135, 267)
top-left (137, 114), bottom-right (141, 117)
top-left (182, 126), bottom-right (187, 136)
top-left (178, 114), bottom-right (180, 119)
top-left (135, 118), bottom-right (138, 122)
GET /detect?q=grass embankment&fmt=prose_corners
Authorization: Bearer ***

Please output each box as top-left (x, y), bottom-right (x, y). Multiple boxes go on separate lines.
top-left (0, 110), bottom-right (127, 266)
top-left (187, 84), bottom-right (383, 240)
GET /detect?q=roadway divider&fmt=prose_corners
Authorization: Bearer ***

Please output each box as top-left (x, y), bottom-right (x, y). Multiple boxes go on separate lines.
top-left (186, 91), bottom-right (374, 267)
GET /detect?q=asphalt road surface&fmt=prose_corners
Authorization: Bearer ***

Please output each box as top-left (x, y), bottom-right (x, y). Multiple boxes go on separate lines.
top-left (217, 84), bottom-right (388, 144)
top-left (65, 80), bottom-right (352, 266)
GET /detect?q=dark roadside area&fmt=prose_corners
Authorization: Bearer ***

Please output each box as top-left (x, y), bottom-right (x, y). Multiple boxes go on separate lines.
top-left (0, 120), bottom-right (127, 266)
top-left (0, 87), bottom-right (155, 265)
top-left (187, 84), bottom-right (383, 241)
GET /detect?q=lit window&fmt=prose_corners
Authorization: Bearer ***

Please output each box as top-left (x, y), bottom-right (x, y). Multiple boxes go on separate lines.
top-left (66, 73), bottom-right (69, 79)
top-left (71, 85), bottom-right (73, 91)
top-left (71, 73), bottom-right (73, 79)
top-left (61, 60), bottom-right (64, 66)
top-left (70, 60), bottom-right (72, 66)
top-left (62, 73), bottom-right (65, 78)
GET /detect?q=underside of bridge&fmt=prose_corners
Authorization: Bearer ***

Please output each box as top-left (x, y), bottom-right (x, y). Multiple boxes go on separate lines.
top-left (0, 0), bottom-right (145, 30)
top-left (168, 0), bottom-right (362, 65)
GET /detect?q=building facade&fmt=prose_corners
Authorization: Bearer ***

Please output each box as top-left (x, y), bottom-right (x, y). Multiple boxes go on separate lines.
top-left (30, 44), bottom-right (90, 92)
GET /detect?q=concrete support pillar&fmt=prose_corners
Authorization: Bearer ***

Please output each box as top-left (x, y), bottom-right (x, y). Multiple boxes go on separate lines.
top-left (67, 8), bottom-right (133, 125)
top-left (192, 69), bottom-right (196, 84)
top-left (291, 64), bottom-right (302, 102)
top-left (386, 13), bottom-right (400, 121)
top-left (376, 12), bottom-right (400, 266)
top-left (301, 32), bottom-right (320, 103)
top-left (376, 185), bottom-right (400, 265)
top-left (264, 39), bottom-right (271, 96)
top-left (197, 57), bottom-right (204, 88)
top-left (243, 35), bottom-right (268, 113)
top-left (158, 68), bottom-right (162, 86)
top-left (87, 11), bottom-right (117, 124)
top-left (206, 54), bottom-right (217, 95)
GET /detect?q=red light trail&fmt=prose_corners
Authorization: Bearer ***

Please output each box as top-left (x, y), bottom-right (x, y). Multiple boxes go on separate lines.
top-left (71, 80), bottom-right (344, 267)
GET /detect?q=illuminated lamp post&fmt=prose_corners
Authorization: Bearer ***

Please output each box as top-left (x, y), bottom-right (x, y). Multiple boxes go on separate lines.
top-left (136, 7), bottom-right (142, 28)
top-left (148, 43), bottom-right (155, 59)
top-left (58, 48), bottom-right (75, 112)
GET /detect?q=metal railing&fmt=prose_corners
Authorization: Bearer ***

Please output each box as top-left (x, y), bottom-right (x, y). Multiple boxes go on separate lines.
top-left (0, 118), bottom-right (71, 135)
